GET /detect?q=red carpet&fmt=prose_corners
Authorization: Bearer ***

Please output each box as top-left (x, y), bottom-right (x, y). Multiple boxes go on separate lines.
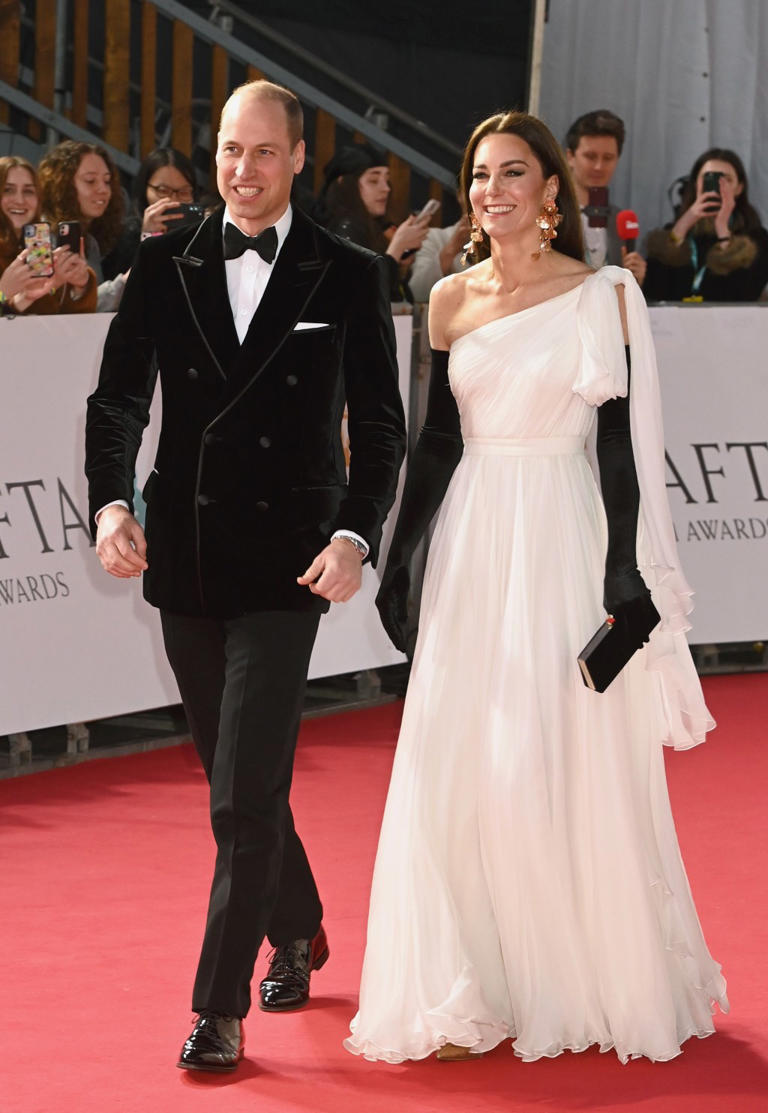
top-left (2, 673), bottom-right (767, 1113)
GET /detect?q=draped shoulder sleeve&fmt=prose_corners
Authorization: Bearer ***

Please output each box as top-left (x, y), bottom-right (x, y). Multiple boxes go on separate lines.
top-left (576, 265), bottom-right (715, 750)
top-left (573, 265), bottom-right (628, 405)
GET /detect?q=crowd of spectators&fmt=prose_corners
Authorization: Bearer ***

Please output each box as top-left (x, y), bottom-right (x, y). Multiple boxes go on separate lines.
top-left (309, 110), bottom-right (768, 305)
top-left (2, 114), bottom-right (767, 318)
top-left (0, 154), bottom-right (96, 313)
top-left (0, 141), bottom-right (199, 317)
top-left (562, 109), bottom-right (768, 302)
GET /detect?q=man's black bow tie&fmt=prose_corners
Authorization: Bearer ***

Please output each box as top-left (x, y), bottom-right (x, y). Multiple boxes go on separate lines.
top-left (223, 223), bottom-right (278, 263)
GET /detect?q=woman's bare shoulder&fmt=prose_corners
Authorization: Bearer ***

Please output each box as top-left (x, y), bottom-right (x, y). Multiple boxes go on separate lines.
top-left (551, 251), bottom-right (592, 279)
top-left (428, 268), bottom-right (476, 348)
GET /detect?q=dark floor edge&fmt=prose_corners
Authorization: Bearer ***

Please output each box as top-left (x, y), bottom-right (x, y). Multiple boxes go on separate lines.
top-left (1, 692), bottom-right (402, 779)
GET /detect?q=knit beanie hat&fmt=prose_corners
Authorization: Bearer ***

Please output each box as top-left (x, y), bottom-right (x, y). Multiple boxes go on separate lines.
top-left (321, 143), bottom-right (388, 191)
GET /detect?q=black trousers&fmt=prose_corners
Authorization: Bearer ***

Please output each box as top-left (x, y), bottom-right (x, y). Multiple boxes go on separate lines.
top-left (161, 608), bottom-right (323, 1018)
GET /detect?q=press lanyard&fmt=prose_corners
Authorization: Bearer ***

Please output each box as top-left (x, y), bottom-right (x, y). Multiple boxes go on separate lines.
top-left (689, 237), bottom-right (707, 296)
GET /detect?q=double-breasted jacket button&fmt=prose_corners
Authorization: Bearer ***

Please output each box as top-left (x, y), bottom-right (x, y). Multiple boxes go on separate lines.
top-left (258, 435), bottom-right (272, 448)
top-left (285, 374), bottom-right (298, 387)
top-left (187, 367), bottom-right (199, 380)
top-left (204, 433), bottom-right (219, 446)
top-left (197, 493), bottom-right (212, 506)
top-left (255, 500), bottom-right (269, 512)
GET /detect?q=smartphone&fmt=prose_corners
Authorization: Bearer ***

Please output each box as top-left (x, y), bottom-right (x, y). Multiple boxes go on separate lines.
top-left (414, 198), bottom-right (441, 224)
top-left (166, 202), bottom-right (205, 228)
top-left (586, 186), bottom-right (609, 228)
top-left (57, 220), bottom-right (82, 253)
top-left (701, 170), bottom-right (723, 210)
top-left (23, 222), bottom-right (54, 277)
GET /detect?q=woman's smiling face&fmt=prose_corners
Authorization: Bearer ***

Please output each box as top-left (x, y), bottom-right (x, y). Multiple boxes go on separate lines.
top-left (74, 153), bottom-right (113, 221)
top-left (2, 166), bottom-right (38, 231)
top-left (469, 132), bottom-right (557, 243)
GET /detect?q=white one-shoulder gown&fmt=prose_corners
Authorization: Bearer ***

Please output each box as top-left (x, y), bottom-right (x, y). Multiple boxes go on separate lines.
top-left (345, 268), bottom-right (728, 1065)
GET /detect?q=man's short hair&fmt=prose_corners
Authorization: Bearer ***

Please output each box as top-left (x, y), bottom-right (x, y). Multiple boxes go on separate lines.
top-left (220, 79), bottom-right (304, 149)
top-left (565, 110), bottom-right (625, 156)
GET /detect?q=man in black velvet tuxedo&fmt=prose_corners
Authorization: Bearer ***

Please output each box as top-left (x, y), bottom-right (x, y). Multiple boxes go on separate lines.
top-left (85, 79), bottom-right (405, 1072)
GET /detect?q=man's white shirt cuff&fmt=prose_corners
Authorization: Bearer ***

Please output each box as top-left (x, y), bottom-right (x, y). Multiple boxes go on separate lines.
top-left (94, 499), bottom-right (130, 523)
top-left (331, 530), bottom-right (369, 558)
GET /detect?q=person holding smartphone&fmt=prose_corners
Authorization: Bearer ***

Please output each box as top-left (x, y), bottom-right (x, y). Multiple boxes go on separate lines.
top-left (0, 155), bottom-right (96, 314)
top-left (38, 140), bottom-right (127, 311)
top-left (645, 148), bottom-right (768, 302)
top-left (564, 109), bottom-right (646, 287)
top-left (319, 143), bottom-right (430, 301)
top-left (101, 147), bottom-right (201, 278)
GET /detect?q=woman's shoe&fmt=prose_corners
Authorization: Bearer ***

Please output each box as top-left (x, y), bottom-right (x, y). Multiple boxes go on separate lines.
top-left (435, 1042), bottom-right (483, 1061)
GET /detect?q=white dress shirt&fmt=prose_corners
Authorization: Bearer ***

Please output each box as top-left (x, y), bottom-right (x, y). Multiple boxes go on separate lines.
top-left (224, 203), bottom-right (293, 342)
top-left (580, 211), bottom-right (608, 269)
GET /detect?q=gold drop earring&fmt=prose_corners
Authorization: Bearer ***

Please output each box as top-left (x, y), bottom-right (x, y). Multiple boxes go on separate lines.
top-left (461, 213), bottom-right (485, 266)
top-left (532, 198), bottom-right (562, 260)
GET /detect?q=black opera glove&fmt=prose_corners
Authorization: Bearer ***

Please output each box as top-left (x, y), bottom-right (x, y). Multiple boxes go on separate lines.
top-left (375, 564), bottom-right (412, 654)
top-left (375, 349), bottom-right (463, 653)
top-left (597, 348), bottom-right (659, 637)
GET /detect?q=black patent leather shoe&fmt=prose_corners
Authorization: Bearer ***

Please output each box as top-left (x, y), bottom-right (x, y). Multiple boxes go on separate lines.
top-left (259, 925), bottom-right (329, 1012)
top-left (177, 1011), bottom-right (244, 1072)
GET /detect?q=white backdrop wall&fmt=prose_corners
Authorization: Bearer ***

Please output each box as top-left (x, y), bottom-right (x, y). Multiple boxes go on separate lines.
top-left (539, 0), bottom-right (768, 249)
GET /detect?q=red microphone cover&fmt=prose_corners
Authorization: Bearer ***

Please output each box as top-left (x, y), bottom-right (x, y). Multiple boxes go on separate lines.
top-left (616, 210), bottom-right (640, 241)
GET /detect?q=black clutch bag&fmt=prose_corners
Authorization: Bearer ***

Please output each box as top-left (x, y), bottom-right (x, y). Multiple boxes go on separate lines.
top-left (577, 598), bottom-right (661, 693)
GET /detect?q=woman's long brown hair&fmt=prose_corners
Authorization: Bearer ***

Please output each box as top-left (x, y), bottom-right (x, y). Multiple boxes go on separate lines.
top-left (38, 140), bottom-right (124, 253)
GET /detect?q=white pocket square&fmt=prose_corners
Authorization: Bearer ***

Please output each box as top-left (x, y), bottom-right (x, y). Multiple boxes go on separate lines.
top-left (293, 321), bottom-right (332, 331)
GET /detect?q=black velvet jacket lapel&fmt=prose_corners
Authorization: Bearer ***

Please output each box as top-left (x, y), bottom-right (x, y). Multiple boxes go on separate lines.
top-left (226, 208), bottom-right (331, 396)
top-left (172, 209), bottom-right (240, 379)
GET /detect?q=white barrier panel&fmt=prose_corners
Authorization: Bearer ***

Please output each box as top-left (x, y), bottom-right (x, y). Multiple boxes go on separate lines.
top-left (650, 305), bottom-right (768, 644)
top-left (3, 306), bottom-right (765, 734)
top-left (0, 314), bottom-right (410, 735)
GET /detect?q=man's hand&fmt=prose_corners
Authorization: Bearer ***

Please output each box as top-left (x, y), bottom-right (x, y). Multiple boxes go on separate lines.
top-left (621, 247), bottom-right (647, 287)
top-left (95, 505), bottom-right (148, 579)
top-left (297, 538), bottom-right (363, 602)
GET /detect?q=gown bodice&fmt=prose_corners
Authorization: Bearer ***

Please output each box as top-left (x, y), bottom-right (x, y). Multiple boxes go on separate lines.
top-left (448, 283), bottom-right (595, 443)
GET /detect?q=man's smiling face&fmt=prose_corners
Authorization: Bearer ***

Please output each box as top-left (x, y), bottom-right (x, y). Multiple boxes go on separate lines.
top-left (216, 92), bottom-right (305, 235)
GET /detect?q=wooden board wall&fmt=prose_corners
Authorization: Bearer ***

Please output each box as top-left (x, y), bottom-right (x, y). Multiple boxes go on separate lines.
top-left (0, 0), bottom-right (21, 125)
top-left (103, 0), bottom-right (130, 151)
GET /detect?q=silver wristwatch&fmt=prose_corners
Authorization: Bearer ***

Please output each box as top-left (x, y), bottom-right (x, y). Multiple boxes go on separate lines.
top-left (331, 532), bottom-right (368, 558)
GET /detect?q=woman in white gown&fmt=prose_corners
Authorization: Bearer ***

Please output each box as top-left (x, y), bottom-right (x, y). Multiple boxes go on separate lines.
top-left (345, 112), bottom-right (728, 1065)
